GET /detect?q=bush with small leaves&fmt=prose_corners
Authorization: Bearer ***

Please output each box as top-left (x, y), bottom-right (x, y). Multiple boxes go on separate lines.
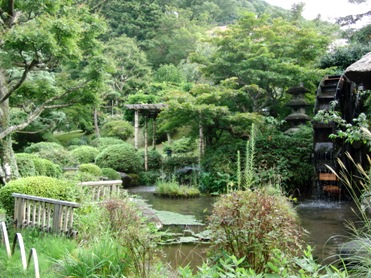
top-left (71, 146), bottom-right (99, 164)
top-left (101, 168), bottom-right (121, 180)
top-left (139, 149), bottom-right (163, 170)
top-left (207, 187), bottom-right (304, 273)
top-left (101, 120), bottom-right (134, 141)
top-left (78, 163), bottom-right (102, 177)
top-left (95, 143), bottom-right (143, 174)
top-left (24, 141), bottom-right (77, 167)
top-left (90, 137), bottom-right (126, 150)
top-left (0, 176), bottom-right (77, 216)
top-left (16, 153), bottom-right (61, 178)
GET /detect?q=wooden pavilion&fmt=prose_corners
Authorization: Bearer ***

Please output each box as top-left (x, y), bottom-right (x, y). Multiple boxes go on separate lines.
top-left (124, 103), bottom-right (168, 171)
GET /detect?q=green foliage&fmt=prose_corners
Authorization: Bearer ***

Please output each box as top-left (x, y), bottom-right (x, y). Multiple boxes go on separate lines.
top-left (95, 143), bottom-right (143, 174)
top-left (0, 228), bottom-right (77, 278)
top-left (71, 146), bottom-right (99, 164)
top-left (16, 153), bottom-right (61, 178)
top-left (0, 176), bottom-right (76, 216)
top-left (139, 149), bottom-right (163, 170)
top-left (53, 130), bottom-right (87, 147)
top-left (101, 168), bottom-right (121, 180)
top-left (154, 64), bottom-right (186, 83)
top-left (78, 163), bottom-right (102, 177)
top-left (162, 156), bottom-right (198, 173)
top-left (24, 141), bottom-right (77, 167)
top-left (90, 137), bottom-right (126, 151)
top-left (164, 137), bottom-right (196, 155)
top-left (100, 120), bottom-right (134, 141)
top-left (70, 198), bottom-right (161, 277)
top-left (63, 171), bottom-right (99, 183)
top-left (155, 179), bottom-right (200, 198)
top-left (139, 171), bottom-right (161, 186)
top-left (208, 188), bottom-right (304, 273)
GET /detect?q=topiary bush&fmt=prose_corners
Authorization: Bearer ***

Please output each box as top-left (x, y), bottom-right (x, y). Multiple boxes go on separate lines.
top-left (90, 137), bottom-right (126, 151)
top-left (0, 176), bottom-right (77, 216)
top-left (71, 146), bottom-right (99, 164)
top-left (24, 142), bottom-right (64, 153)
top-left (101, 168), bottom-right (121, 180)
top-left (24, 141), bottom-right (77, 167)
top-left (16, 153), bottom-right (61, 178)
top-left (207, 187), bottom-right (304, 273)
top-left (62, 171), bottom-right (100, 183)
top-left (78, 163), bottom-right (102, 177)
top-left (95, 143), bottom-right (143, 174)
top-left (100, 120), bottom-right (134, 141)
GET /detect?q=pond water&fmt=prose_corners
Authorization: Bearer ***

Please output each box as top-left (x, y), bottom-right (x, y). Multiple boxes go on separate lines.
top-left (128, 186), bottom-right (359, 270)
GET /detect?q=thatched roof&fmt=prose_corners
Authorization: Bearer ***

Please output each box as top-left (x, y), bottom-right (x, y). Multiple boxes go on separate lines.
top-left (344, 52), bottom-right (371, 89)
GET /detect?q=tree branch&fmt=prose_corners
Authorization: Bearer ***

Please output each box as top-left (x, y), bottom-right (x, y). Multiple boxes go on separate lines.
top-left (0, 79), bottom-right (91, 139)
top-left (15, 123), bottom-right (55, 134)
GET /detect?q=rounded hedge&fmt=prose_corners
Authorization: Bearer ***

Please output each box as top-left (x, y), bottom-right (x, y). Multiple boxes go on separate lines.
top-left (90, 137), bottom-right (126, 151)
top-left (0, 176), bottom-right (77, 216)
top-left (71, 146), bottom-right (99, 164)
top-left (78, 163), bottom-right (102, 177)
top-left (16, 153), bottom-right (61, 178)
top-left (101, 168), bottom-right (121, 180)
top-left (95, 143), bottom-right (142, 174)
top-left (100, 120), bottom-right (134, 141)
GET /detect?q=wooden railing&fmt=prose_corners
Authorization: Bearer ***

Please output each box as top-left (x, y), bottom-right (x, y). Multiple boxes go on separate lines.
top-left (1, 221), bottom-right (40, 277)
top-left (78, 179), bottom-right (123, 202)
top-left (12, 193), bottom-right (80, 236)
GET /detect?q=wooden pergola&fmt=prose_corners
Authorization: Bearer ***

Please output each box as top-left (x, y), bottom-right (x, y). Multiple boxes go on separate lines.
top-left (124, 103), bottom-right (168, 171)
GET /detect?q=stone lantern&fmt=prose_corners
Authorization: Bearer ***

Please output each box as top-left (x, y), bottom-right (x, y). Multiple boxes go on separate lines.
top-left (285, 85), bottom-right (310, 133)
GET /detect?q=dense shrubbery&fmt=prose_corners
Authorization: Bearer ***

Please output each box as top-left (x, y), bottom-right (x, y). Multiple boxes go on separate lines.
top-left (100, 120), bottom-right (134, 140)
top-left (101, 168), bottom-right (121, 180)
top-left (95, 143), bottom-right (143, 174)
top-left (139, 171), bottom-right (161, 185)
top-left (90, 137), bottom-right (126, 150)
top-left (16, 153), bottom-right (61, 178)
top-left (78, 163), bottom-right (102, 177)
top-left (0, 176), bottom-right (76, 216)
top-left (24, 141), bottom-right (77, 167)
top-left (208, 187), bottom-right (304, 273)
top-left (139, 149), bottom-right (163, 170)
top-left (162, 156), bottom-right (198, 173)
top-left (71, 146), bottom-right (99, 164)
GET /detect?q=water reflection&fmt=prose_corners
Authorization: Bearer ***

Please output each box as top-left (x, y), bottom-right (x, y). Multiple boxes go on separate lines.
top-left (128, 187), bottom-right (360, 269)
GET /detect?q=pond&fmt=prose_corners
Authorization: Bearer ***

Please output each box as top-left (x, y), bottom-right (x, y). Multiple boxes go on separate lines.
top-left (128, 186), bottom-right (359, 270)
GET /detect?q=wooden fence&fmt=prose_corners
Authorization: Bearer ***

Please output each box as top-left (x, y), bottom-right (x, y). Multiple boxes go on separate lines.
top-left (78, 179), bottom-right (123, 202)
top-left (12, 193), bottom-right (80, 236)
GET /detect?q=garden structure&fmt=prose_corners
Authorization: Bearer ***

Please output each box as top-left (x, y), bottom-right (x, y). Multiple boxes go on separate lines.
top-left (313, 53), bottom-right (371, 198)
top-left (285, 85), bottom-right (311, 134)
top-left (124, 103), bottom-right (167, 171)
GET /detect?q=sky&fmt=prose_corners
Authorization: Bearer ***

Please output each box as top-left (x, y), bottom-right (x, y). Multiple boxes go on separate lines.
top-left (265, 0), bottom-right (370, 26)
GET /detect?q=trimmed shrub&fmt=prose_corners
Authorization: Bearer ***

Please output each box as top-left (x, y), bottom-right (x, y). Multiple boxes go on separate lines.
top-left (24, 142), bottom-right (64, 153)
top-left (101, 120), bottom-right (134, 141)
top-left (62, 171), bottom-right (100, 183)
top-left (16, 153), bottom-right (61, 178)
top-left (71, 146), bottom-right (99, 164)
top-left (101, 168), bottom-right (121, 180)
top-left (24, 141), bottom-right (77, 167)
top-left (207, 187), bottom-right (304, 273)
top-left (95, 143), bottom-right (142, 174)
top-left (90, 137), bottom-right (126, 150)
top-left (0, 176), bottom-right (76, 216)
top-left (78, 163), bottom-right (102, 177)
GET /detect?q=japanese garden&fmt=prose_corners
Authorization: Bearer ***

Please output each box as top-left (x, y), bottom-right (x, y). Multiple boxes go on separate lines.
top-left (0, 0), bottom-right (371, 277)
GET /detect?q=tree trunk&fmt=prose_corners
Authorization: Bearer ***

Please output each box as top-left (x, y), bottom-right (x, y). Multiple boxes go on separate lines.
top-left (94, 108), bottom-right (100, 138)
top-left (0, 69), bottom-right (19, 179)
